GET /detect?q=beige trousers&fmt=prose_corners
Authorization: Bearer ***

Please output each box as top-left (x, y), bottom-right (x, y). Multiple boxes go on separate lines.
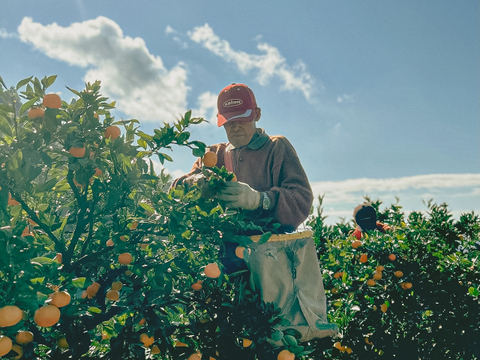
top-left (245, 231), bottom-right (339, 345)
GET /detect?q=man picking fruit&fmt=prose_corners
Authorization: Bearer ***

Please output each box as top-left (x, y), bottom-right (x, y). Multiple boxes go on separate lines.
top-left (173, 83), bottom-right (338, 357)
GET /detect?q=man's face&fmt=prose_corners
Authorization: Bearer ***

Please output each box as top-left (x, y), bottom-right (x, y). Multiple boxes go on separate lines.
top-left (224, 120), bottom-right (256, 148)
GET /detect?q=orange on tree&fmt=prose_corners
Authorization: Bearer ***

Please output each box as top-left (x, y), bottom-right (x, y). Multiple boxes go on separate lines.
top-left (333, 271), bottom-right (344, 279)
top-left (69, 146), bottom-right (86, 158)
top-left (138, 318), bottom-right (146, 325)
top-left (373, 271), bottom-right (382, 280)
top-left (174, 341), bottom-right (188, 347)
top-left (130, 221), bottom-right (139, 230)
top-left (191, 281), bottom-right (203, 291)
top-left (388, 254), bottom-right (396, 261)
top-left (277, 349), bottom-right (295, 360)
top-left (111, 281), bottom-right (123, 291)
top-left (11, 344), bottom-right (23, 360)
top-left (85, 282), bottom-right (101, 299)
top-left (359, 254), bottom-right (368, 263)
top-left (0, 305), bottom-right (23, 327)
top-left (235, 246), bottom-right (246, 259)
top-left (230, 173), bottom-right (237, 181)
top-left (0, 336), bottom-right (13, 357)
top-left (104, 125), bottom-right (121, 140)
top-left (34, 305), bottom-right (61, 327)
top-left (140, 333), bottom-right (154, 347)
top-left (151, 345), bottom-right (160, 354)
top-left (401, 282), bottom-right (413, 290)
top-left (54, 252), bottom-right (63, 264)
top-left (106, 289), bottom-right (120, 301)
top-left (376, 265), bottom-right (384, 272)
top-left (345, 347), bottom-right (353, 354)
top-left (93, 168), bottom-right (103, 177)
top-left (187, 354), bottom-right (201, 360)
top-left (15, 331), bottom-right (33, 344)
top-left (352, 240), bottom-right (362, 248)
top-left (43, 93), bottom-right (61, 109)
top-left (367, 279), bottom-right (376, 287)
top-left (119, 235), bottom-right (129, 242)
top-left (49, 291), bottom-right (71, 308)
top-left (380, 304), bottom-right (388, 313)
top-left (242, 338), bottom-right (252, 348)
top-left (28, 107), bottom-right (45, 119)
top-left (106, 239), bottom-right (114, 246)
top-left (118, 252), bottom-right (133, 265)
top-left (202, 151), bottom-right (217, 167)
top-left (204, 263), bottom-right (221, 278)
top-left (394, 271), bottom-right (404, 278)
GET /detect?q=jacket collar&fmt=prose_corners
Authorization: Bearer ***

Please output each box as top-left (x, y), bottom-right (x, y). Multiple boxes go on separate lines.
top-left (227, 128), bottom-right (269, 151)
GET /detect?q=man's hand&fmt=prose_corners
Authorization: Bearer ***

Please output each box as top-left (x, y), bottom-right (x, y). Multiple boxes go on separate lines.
top-left (217, 181), bottom-right (261, 210)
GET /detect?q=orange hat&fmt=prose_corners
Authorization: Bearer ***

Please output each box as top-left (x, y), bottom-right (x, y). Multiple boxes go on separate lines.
top-left (217, 83), bottom-right (257, 127)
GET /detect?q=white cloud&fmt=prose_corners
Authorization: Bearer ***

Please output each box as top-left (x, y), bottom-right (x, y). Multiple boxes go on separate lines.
top-left (191, 91), bottom-right (217, 125)
top-left (0, 28), bottom-right (17, 38)
top-left (18, 16), bottom-right (189, 123)
top-left (311, 173), bottom-right (480, 224)
top-left (188, 24), bottom-right (315, 101)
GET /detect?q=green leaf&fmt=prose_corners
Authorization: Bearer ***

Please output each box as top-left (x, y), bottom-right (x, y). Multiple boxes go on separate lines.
top-left (0, 104), bottom-right (14, 113)
top-left (88, 307), bottom-right (102, 314)
top-left (9, 149), bottom-right (23, 171)
top-left (0, 116), bottom-right (12, 136)
top-left (35, 178), bottom-right (58, 193)
top-left (72, 277), bottom-right (86, 288)
top-left (192, 148), bottom-right (204, 158)
top-left (43, 75), bottom-right (57, 88)
top-left (31, 256), bottom-right (55, 264)
top-left (20, 97), bottom-right (40, 117)
top-left (16, 76), bottom-right (33, 90)
top-left (257, 232), bottom-right (272, 245)
top-left (0, 75), bottom-right (6, 89)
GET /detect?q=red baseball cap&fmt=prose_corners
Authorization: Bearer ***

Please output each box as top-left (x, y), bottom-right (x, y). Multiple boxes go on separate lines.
top-left (217, 83), bottom-right (258, 127)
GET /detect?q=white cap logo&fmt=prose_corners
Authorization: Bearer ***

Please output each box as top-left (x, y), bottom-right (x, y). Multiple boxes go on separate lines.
top-left (223, 99), bottom-right (243, 107)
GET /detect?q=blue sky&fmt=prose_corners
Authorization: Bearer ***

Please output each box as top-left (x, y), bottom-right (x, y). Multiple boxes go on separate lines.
top-left (1, 0), bottom-right (479, 224)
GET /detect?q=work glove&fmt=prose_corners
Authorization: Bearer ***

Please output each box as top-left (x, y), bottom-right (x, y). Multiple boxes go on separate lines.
top-left (217, 181), bottom-right (261, 210)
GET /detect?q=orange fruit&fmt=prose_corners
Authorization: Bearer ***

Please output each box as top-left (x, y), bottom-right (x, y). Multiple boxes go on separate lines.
top-left (15, 331), bottom-right (33, 344)
top-left (388, 254), bottom-right (396, 261)
top-left (138, 318), bottom-right (146, 325)
top-left (367, 279), bottom-right (376, 287)
top-left (242, 338), bottom-right (252, 348)
top-left (401, 282), bottom-right (413, 290)
top-left (373, 272), bottom-right (382, 280)
top-left (202, 152), bottom-right (217, 167)
top-left (0, 305), bottom-right (23, 327)
top-left (352, 240), bottom-right (362, 248)
top-left (85, 282), bottom-right (101, 298)
top-left (204, 263), bottom-right (221, 278)
top-left (277, 349), bottom-right (295, 360)
top-left (69, 146), bottom-right (86, 158)
top-left (104, 125), bottom-right (121, 140)
top-left (118, 253), bottom-right (133, 265)
top-left (376, 265), bottom-right (384, 272)
top-left (49, 291), bottom-right (71, 308)
top-left (345, 347), bottom-right (352, 354)
top-left (359, 254), bottom-right (368, 263)
top-left (11, 344), bottom-right (23, 359)
top-left (93, 168), bottom-right (103, 177)
top-left (333, 271), bottom-right (344, 279)
top-left (28, 107), bottom-right (45, 119)
top-left (230, 173), bottom-right (237, 181)
top-left (106, 289), bottom-right (120, 301)
top-left (191, 281), bottom-right (203, 291)
top-left (140, 333), bottom-right (154, 347)
top-left (151, 345), bottom-right (160, 354)
top-left (111, 281), bottom-right (123, 291)
top-left (175, 341), bottom-right (188, 347)
top-left (43, 93), bottom-right (61, 109)
top-left (120, 235), bottom-right (129, 242)
top-left (331, 288), bottom-right (339, 294)
top-left (235, 246), bottom-right (246, 259)
top-left (130, 221), bottom-right (139, 230)
top-left (8, 193), bottom-right (20, 206)
top-left (34, 305), bottom-right (61, 327)
top-left (106, 239), bottom-right (114, 246)
top-left (55, 253), bottom-right (63, 264)
top-left (57, 337), bottom-right (69, 348)
top-left (380, 304), bottom-right (388, 313)
top-left (187, 354), bottom-right (201, 360)
top-left (394, 271), bottom-right (403, 278)
top-left (0, 336), bottom-right (13, 357)
top-left (365, 337), bottom-right (373, 345)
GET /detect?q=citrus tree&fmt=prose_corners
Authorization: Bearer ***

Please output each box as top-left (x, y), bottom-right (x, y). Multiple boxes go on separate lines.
top-left (0, 75), bottom-right (286, 360)
top-left (308, 197), bottom-right (480, 360)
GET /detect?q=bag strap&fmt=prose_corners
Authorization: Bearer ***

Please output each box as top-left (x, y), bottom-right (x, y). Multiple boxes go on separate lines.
top-left (223, 149), bottom-right (234, 173)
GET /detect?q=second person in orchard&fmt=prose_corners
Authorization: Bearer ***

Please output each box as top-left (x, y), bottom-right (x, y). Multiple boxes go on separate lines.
top-left (174, 83), bottom-right (338, 354)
